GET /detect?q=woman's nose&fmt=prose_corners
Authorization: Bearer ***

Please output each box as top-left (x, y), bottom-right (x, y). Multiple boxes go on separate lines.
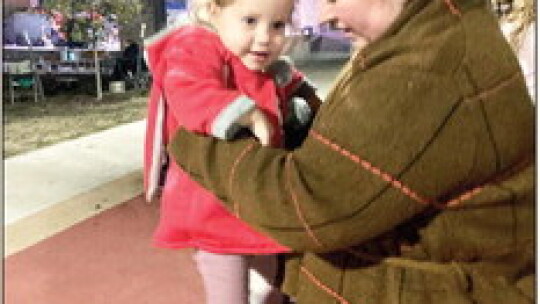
top-left (319, 2), bottom-right (335, 24)
top-left (319, 3), bottom-right (345, 30)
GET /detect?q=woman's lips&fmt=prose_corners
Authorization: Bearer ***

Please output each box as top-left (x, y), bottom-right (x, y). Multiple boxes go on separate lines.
top-left (341, 29), bottom-right (364, 44)
top-left (342, 28), bottom-right (355, 38)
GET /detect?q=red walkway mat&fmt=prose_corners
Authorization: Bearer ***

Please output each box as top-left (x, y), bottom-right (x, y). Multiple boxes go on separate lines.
top-left (5, 195), bottom-right (204, 304)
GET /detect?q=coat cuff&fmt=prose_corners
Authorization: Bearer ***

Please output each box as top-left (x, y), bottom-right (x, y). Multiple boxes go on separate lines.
top-left (267, 56), bottom-right (294, 87)
top-left (293, 78), bottom-right (318, 99)
top-left (211, 95), bottom-right (256, 140)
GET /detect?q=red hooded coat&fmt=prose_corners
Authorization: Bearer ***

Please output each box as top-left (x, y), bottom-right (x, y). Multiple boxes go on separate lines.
top-left (144, 25), bottom-right (304, 253)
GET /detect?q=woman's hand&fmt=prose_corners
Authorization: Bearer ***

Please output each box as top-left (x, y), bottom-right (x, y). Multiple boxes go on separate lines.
top-left (238, 108), bottom-right (273, 146)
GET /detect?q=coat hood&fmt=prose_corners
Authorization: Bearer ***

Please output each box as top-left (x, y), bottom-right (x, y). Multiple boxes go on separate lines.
top-left (143, 17), bottom-right (193, 75)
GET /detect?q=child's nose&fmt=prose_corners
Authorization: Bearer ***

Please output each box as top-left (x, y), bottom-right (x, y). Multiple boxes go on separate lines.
top-left (254, 26), bottom-right (271, 45)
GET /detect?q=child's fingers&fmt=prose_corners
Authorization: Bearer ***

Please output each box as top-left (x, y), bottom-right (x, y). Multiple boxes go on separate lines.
top-left (252, 120), bottom-right (273, 146)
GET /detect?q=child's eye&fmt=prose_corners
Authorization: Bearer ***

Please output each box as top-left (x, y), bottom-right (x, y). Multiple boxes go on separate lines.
top-left (242, 16), bottom-right (257, 25)
top-left (272, 21), bottom-right (286, 30)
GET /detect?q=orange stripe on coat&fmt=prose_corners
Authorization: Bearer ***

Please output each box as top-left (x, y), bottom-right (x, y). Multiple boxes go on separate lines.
top-left (300, 266), bottom-right (351, 304)
top-left (309, 130), bottom-right (484, 209)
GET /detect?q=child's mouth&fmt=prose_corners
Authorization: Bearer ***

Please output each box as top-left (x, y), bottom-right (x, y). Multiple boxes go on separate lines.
top-left (250, 51), bottom-right (270, 60)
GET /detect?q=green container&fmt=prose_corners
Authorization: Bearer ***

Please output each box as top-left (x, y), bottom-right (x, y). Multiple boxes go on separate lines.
top-left (17, 77), bottom-right (34, 89)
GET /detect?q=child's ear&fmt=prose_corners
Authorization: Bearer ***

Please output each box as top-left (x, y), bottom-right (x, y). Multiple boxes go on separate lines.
top-left (195, 0), bottom-right (217, 24)
top-left (207, 1), bottom-right (221, 17)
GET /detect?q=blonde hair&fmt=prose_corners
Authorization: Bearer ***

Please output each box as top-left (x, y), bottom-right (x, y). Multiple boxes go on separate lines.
top-left (188, 0), bottom-right (234, 25)
top-left (189, 0), bottom-right (298, 25)
top-left (144, 0), bottom-right (236, 46)
top-left (499, 0), bottom-right (536, 50)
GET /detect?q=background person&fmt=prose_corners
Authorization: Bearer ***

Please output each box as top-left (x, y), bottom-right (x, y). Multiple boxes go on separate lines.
top-left (122, 39), bottom-right (140, 76)
top-left (112, 39), bottom-right (145, 81)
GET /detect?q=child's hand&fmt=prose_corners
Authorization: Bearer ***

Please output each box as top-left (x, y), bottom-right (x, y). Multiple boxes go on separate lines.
top-left (238, 108), bottom-right (273, 146)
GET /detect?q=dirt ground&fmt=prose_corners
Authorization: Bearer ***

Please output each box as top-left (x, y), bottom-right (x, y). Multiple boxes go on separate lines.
top-left (3, 91), bottom-right (148, 158)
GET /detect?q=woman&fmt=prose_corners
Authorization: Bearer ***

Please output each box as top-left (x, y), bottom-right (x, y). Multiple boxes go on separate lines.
top-left (167, 0), bottom-right (535, 303)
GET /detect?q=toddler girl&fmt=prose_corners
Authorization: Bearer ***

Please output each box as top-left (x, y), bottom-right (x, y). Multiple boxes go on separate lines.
top-left (143, 0), bottom-right (319, 303)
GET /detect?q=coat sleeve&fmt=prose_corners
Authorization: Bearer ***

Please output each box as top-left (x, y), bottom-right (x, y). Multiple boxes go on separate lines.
top-left (162, 33), bottom-right (256, 139)
top-left (168, 68), bottom-right (478, 253)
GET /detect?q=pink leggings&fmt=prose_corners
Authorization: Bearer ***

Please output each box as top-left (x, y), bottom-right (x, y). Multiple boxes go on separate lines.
top-left (194, 250), bottom-right (286, 304)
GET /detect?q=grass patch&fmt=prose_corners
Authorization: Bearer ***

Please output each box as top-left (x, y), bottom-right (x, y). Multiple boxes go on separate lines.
top-left (3, 91), bottom-right (148, 158)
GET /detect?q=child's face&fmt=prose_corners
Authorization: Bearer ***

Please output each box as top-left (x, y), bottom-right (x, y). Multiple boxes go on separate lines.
top-left (319, 0), bottom-right (404, 44)
top-left (211, 0), bottom-right (294, 71)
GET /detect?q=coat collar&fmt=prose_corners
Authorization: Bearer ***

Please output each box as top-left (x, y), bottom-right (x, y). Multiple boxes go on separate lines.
top-left (351, 0), bottom-right (490, 71)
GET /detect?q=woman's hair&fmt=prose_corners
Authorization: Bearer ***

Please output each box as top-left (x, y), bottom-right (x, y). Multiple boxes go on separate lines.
top-left (498, 0), bottom-right (536, 50)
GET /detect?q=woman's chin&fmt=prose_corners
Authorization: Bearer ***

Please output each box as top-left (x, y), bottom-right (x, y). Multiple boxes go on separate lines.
top-left (351, 36), bottom-right (369, 50)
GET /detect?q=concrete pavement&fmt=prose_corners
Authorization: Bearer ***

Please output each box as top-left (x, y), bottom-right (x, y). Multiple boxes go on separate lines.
top-left (4, 120), bottom-right (146, 256)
